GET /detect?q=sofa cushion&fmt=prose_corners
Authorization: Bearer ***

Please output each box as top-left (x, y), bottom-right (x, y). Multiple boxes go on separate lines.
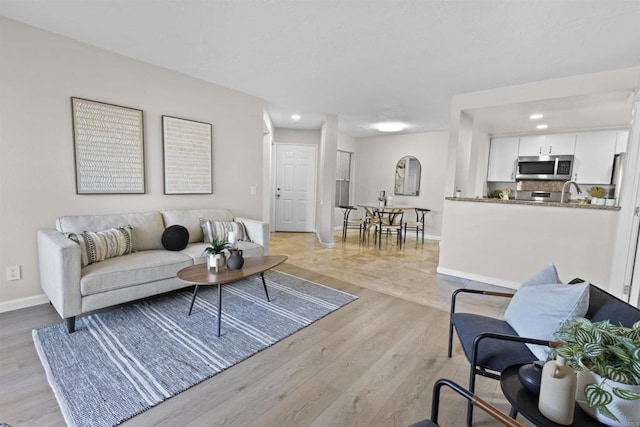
top-left (161, 225), bottom-right (189, 251)
top-left (67, 226), bottom-right (133, 267)
top-left (200, 220), bottom-right (247, 243)
top-left (504, 264), bottom-right (590, 361)
top-left (57, 212), bottom-right (165, 251)
top-left (162, 209), bottom-right (234, 244)
top-left (452, 313), bottom-right (537, 371)
top-left (80, 250), bottom-right (193, 296)
top-left (586, 284), bottom-right (640, 327)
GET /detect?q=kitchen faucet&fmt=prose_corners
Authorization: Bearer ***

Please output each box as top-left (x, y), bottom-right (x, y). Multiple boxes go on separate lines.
top-left (560, 180), bottom-right (582, 203)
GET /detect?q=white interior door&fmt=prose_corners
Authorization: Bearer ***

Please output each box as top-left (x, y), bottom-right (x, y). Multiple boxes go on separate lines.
top-left (274, 144), bottom-right (317, 232)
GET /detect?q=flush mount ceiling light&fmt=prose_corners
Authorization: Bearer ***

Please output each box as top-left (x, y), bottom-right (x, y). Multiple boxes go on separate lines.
top-left (536, 124), bottom-right (548, 129)
top-left (376, 122), bottom-right (405, 132)
top-left (530, 113), bottom-right (544, 120)
top-left (291, 114), bottom-right (301, 120)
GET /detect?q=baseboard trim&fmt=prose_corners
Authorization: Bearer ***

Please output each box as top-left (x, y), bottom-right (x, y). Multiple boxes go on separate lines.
top-left (436, 266), bottom-right (519, 289)
top-left (315, 231), bottom-right (336, 248)
top-left (0, 293), bottom-right (49, 313)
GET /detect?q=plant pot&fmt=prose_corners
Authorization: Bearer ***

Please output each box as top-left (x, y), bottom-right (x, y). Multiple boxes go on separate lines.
top-left (576, 367), bottom-right (640, 427)
top-left (207, 253), bottom-right (227, 272)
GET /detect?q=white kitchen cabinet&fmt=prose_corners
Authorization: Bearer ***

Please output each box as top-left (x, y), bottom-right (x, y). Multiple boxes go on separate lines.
top-left (518, 134), bottom-right (576, 156)
top-left (518, 135), bottom-right (546, 156)
top-left (573, 131), bottom-right (617, 184)
top-left (487, 137), bottom-right (519, 182)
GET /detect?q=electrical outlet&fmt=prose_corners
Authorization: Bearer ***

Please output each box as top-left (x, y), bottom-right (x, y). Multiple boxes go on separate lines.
top-left (6, 265), bottom-right (21, 281)
top-left (250, 186), bottom-right (257, 196)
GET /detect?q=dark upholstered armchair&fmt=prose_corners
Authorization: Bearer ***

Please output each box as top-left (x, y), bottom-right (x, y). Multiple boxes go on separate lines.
top-left (448, 280), bottom-right (640, 426)
top-left (409, 378), bottom-right (523, 427)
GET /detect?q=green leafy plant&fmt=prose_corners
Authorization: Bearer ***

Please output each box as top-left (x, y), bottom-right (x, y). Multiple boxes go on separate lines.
top-left (487, 189), bottom-right (501, 199)
top-left (553, 317), bottom-right (640, 421)
top-left (203, 239), bottom-right (230, 255)
top-left (587, 186), bottom-right (606, 198)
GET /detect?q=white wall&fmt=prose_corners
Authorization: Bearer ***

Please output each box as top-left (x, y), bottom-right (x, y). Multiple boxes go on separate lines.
top-left (441, 67), bottom-right (640, 296)
top-left (272, 129), bottom-right (321, 145)
top-left (438, 200), bottom-right (619, 290)
top-left (0, 18), bottom-right (265, 308)
top-left (354, 131), bottom-right (449, 238)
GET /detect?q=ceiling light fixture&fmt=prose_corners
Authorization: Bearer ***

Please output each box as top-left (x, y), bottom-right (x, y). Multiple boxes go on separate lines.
top-left (536, 124), bottom-right (548, 129)
top-left (376, 122), bottom-right (405, 132)
top-left (291, 114), bottom-right (301, 120)
top-left (530, 113), bottom-right (544, 120)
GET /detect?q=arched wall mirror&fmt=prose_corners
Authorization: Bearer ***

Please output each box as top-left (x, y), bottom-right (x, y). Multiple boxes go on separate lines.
top-left (395, 156), bottom-right (421, 196)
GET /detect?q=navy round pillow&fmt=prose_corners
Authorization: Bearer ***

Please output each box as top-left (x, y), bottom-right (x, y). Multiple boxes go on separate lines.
top-left (161, 225), bottom-right (189, 251)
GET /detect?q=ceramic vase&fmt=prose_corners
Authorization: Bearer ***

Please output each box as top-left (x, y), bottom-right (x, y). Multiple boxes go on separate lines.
top-left (576, 367), bottom-right (640, 427)
top-left (518, 362), bottom-right (543, 395)
top-left (227, 249), bottom-right (244, 271)
top-left (538, 357), bottom-right (576, 425)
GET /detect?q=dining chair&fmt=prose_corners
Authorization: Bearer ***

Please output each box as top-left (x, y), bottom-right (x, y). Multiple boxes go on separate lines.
top-left (404, 207), bottom-right (431, 244)
top-left (375, 208), bottom-right (404, 248)
top-left (362, 206), bottom-right (381, 243)
top-left (338, 205), bottom-right (363, 241)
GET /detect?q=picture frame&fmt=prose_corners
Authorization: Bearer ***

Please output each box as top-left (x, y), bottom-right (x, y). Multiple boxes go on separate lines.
top-left (71, 97), bottom-right (145, 194)
top-left (162, 115), bottom-right (213, 194)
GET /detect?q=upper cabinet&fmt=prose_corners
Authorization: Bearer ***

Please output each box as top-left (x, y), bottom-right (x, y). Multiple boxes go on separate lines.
top-left (486, 130), bottom-right (626, 185)
top-left (518, 134), bottom-right (576, 156)
top-left (487, 137), bottom-right (519, 182)
top-left (572, 131), bottom-right (617, 184)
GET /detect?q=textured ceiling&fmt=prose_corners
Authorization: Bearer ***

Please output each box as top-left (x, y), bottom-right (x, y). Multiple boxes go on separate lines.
top-left (1, 0), bottom-right (639, 137)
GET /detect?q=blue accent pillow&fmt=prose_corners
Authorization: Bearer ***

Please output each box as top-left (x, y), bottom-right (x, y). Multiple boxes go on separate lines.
top-left (504, 264), bottom-right (590, 361)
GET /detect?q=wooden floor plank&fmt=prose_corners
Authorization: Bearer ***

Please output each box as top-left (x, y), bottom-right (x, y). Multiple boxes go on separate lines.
top-left (0, 231), bottom-right (517, 426)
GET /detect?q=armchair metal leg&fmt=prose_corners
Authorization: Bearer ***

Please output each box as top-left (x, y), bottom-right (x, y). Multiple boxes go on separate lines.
top-left (447, 321), bottom-right (454, 357)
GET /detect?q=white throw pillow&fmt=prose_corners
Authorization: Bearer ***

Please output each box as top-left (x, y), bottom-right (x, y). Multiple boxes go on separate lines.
top-left (504, 264), bottom-right (590, 361)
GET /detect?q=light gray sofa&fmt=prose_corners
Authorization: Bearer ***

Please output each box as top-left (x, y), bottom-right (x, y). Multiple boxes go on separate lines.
top-left (37, 208), bottom-right (269, 332)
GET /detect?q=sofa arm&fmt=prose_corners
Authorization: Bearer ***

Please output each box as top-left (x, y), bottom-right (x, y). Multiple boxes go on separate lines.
top-left (37, 229), bottom-right (82, 319)
top-left (235, 217), bottom-right (270, 255)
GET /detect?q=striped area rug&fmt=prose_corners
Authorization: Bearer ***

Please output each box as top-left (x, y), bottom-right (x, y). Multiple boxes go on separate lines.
top-left (32, 270), bottom-right (357, 427)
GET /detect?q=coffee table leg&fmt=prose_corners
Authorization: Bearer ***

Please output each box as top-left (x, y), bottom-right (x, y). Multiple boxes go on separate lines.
top-left (260, 273), bottom-right (271, 302)
top-left (216, 284), bottom-right (222, 337)
top-left (188, 285), bottom-right (199, 315)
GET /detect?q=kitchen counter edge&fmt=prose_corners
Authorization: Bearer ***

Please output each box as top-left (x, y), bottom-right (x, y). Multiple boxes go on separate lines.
top-left (445, 197), bottom-right (621, 211)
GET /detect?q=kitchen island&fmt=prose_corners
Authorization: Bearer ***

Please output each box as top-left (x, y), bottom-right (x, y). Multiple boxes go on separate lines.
top-left (437, 197), bottom-right (620, 291)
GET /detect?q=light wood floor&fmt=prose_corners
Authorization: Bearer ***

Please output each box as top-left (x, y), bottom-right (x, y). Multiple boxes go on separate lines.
top-left (0, 231), bottom-right (527, 427)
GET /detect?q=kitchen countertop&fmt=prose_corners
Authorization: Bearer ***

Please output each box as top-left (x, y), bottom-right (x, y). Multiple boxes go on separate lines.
top-left (445, 197), bottom-right (621, 210)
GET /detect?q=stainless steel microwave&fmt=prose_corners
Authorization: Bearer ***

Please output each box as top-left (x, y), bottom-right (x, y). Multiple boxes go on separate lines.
top-left (516, 155), bottom-right (574, 181)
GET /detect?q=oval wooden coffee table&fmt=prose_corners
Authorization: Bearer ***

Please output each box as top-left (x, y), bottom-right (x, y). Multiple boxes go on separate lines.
top-left (176, 255), bottom-right (288, 337)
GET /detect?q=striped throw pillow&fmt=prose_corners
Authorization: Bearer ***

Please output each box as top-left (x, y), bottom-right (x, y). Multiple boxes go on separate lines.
top-left (200, 219), bottom-right (247, 243)
top-left (67, 226), bottom-right (133, 268)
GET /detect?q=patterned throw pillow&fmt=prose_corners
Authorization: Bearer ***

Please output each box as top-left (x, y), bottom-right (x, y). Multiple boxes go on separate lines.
top-left (200, 219), bottom-right (247, 243)
top-left (67, 226), bottom-right (133, 268)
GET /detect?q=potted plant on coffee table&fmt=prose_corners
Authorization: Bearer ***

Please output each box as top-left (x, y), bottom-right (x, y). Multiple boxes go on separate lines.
top-left (553, 317), bottom-right (640, 426)
top-left (203, 239), bottom-right (231, 272)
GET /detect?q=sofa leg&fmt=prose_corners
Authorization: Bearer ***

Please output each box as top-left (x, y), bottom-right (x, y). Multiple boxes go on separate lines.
top-left (66, 316), bottom-right (76, 333)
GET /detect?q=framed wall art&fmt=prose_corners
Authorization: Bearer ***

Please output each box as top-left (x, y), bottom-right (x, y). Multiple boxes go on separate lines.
top-left (162, 115), bottom-right (213, 194)
top-left (71, 97), bottom-right (145, 194)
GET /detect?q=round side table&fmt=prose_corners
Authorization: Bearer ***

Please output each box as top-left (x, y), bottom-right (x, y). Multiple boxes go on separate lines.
top-left (500, 364), bottom-right (604, 426)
